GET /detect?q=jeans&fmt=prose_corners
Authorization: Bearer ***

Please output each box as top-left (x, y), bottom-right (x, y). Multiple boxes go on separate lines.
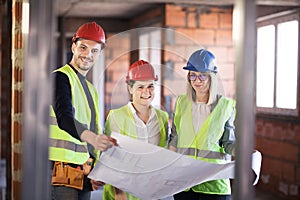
top-left (174, 190), bottom-right (231, 200)
top-left (51, 186), bottom-right (91, 200)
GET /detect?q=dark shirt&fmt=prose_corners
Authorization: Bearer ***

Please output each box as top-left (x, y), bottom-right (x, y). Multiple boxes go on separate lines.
top-left (53, 65), bottom-right (96, 141)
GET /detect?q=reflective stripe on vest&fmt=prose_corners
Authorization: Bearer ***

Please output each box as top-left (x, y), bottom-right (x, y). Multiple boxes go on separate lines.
top-left (106, 105), bottom-right (168, 147)
top-left (49, 138), bottom-right (87, 152)
top-left (174, 94), bottom-right (235, 195)
top-left (177, 148), bottom-right (228, 160)
top-left (49, 64), bottom-right (101, 164)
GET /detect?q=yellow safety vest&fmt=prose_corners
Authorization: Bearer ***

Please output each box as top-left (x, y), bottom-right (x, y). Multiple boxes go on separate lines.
top-left (103, 105), bottom-right (169, 200)
top-left (49, 64), bottom-right (101, 165)
top-left (174, 94), bottom-right (235, 195)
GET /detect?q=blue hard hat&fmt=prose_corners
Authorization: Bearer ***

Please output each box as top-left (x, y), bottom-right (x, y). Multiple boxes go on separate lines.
top-left (183, 49), bottom-right (218, 73)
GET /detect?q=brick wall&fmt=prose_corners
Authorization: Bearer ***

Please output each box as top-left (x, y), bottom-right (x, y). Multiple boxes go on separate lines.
top-left (256, 116), bottom-right (300, 199)
top-left (103, 5), bottom-right (236, 117)
top-left (10, 1), bottom-right (24, 199)
top-left (104, 33), bottom-right (130, 116)
top-left (163, 4), bottom-right (235, 114)
top-left (103, 4), bottom-right (236, 117)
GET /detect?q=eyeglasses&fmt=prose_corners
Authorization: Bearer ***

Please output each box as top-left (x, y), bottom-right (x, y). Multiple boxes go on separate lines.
top-left (188, 73), bottom-right (209, 81)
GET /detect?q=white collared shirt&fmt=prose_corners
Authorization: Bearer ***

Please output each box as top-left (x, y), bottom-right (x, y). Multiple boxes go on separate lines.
top-left (109, 102), bottom-right (161, 145)
top-left (127, 102), bottom-right (161, 145)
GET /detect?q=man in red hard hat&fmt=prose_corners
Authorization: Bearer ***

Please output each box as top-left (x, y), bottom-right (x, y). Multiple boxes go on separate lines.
top-left (49, 22), bottom-right (117, 200)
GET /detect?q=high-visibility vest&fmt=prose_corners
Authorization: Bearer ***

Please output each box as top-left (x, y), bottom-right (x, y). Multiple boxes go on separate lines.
top-left (49, 64), bottom-right (101, 165)
top-left (103, 105), bottom-right (169, 200)
top-left (105, 105), bottom-right (168, 147)
top-left (174, 94), bottom-right (236, 195)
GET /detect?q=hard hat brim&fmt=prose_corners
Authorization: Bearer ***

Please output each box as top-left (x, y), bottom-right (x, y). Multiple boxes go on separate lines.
top-left (183, 65), bottom-right (217, 73)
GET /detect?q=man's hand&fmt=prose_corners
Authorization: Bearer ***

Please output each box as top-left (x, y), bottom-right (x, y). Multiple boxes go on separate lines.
top-left (93, 134), bottom-right (118, 151)
top-left (80, 130), bottom-right (118, 151)
top-left (90, 179), bottom-right (105, 190)
top-left (169, 145), bottom-right (177, 152)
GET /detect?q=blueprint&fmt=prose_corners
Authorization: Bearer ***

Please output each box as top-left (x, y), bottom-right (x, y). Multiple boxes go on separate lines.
top-left (88, 132), bottom-right (262, 199)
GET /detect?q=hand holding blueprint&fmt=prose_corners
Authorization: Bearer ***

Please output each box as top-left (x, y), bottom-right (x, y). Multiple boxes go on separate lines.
top-left (88, 132), bottom-right (262, 199)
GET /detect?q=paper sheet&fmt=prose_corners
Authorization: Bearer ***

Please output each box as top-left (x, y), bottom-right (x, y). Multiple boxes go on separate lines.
top-left (252, 150), bottom-right (262, 185)
top-left (88, 132), bottom-right (262, 199)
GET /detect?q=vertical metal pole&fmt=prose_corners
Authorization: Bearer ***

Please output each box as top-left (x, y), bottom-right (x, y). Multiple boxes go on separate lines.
top-left (93, 51), bottom-right (106, 128)
top-left (59, 17), bottom-right (67, 65)
top-left (233, 0), bottom-right (256, 200)
top-left (22, 0), bottom-right (56, 199)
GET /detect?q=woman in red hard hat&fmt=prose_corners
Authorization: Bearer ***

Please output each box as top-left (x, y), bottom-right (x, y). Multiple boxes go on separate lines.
top-left (103, 60), bottom-right (169, 200)
top-left (50, 22), bottom-right (117, 200)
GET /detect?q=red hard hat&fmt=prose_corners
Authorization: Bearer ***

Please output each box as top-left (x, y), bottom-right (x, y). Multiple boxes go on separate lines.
top-left (72, 22), bottom-right (106, 47)
top-left (126, 60), bottom-right (158, 83)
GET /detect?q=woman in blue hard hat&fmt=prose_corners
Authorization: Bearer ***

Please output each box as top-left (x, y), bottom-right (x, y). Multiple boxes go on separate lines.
top-left (169, 49), bottom-right (236, 200)
top-left (102, 60), bottom-right (169, 200)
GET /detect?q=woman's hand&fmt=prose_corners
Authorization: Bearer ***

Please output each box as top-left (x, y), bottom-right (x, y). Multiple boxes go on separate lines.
top-left (114, 187), bottom-right (128, 200)
top-left (169, 145), bottom-right (177, 152)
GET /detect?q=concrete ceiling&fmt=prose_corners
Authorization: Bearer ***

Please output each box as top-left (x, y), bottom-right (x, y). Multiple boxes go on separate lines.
top-left (57, 0), bottom-right (300, 18)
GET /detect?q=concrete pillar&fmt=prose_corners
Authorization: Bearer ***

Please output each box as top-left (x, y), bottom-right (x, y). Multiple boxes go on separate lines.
top-left (22, 0), bottom-right (56, 199)
top-left (233, 0), bottom-right (256, 199)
